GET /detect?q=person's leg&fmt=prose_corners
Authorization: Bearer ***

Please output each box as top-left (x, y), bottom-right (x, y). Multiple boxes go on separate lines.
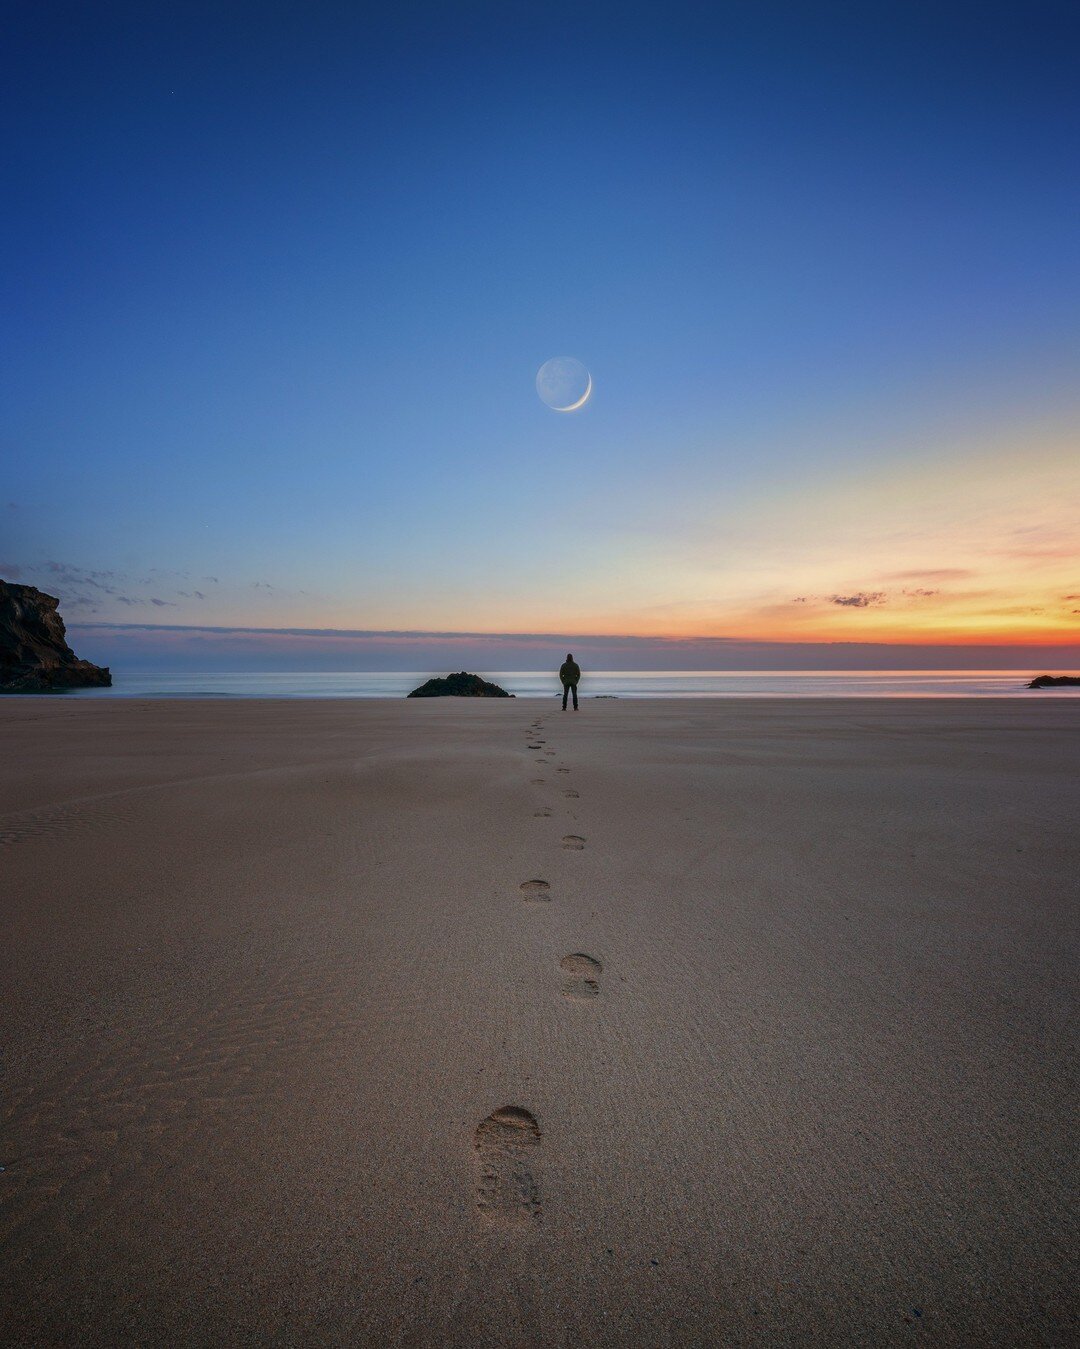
top-left (572, 683), bottom-right (578, 710)
top-left (562, 683), bottom-right (568, 710)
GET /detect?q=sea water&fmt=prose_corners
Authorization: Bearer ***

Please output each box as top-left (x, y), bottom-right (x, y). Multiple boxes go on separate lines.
top-left (53, 670), bottom-right (1077, 698)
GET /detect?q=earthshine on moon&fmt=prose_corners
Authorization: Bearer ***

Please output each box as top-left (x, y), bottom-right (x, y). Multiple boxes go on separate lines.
top-left (536, 356), bottom-right (592, 412)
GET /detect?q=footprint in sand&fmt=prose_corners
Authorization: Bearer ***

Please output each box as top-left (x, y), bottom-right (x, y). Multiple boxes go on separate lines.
top-left (528, 744), bottom-right (543, 749)
top-left (562, 835), bottom-right (586, 850)
top-left (531, 778), bottom-right (546, 785)
top-left (475, 1107), bottom-right (541, 1226)
top-left (560, 954), bottom-right (603, 1001)
top-left (519, 879), bottom-right (551, 901)
top-left (534, 807), bottom-right (552, 817)
top-left (564, 790), bottom-right (579, 799)
top-left (556, 767), bottom-right (570, 774)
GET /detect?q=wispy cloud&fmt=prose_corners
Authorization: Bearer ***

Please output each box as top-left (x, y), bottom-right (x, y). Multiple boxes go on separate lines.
top-left (4, 561), bottom-right (199, 614)
top-left (883, 568), bottom-right (974, 582)
top-left (43, 561), bottom-right (120, 595)
top-left (790, 589), bottom-right (941, 608)
top-left (828, 593), bottom-right (886, 607)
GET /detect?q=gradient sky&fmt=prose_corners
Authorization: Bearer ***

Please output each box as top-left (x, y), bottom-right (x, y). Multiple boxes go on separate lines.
top-left (3, 2), bottom-right (1078, 669)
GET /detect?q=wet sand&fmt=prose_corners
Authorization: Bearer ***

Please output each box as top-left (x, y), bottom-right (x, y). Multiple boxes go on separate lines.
top-left (2, 697), bottom-right (1077, 1345)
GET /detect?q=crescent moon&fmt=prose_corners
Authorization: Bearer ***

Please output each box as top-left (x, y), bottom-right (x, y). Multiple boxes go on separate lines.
top-left (553, 371), bottom-right (592, 413)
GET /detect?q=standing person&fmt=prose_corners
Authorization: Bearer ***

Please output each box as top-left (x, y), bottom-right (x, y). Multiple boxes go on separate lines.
top-left (559, 652), bottom-right (581, 711)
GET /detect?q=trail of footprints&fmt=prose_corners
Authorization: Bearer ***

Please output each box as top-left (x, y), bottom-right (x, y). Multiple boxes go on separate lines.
top-left (474, 712), bottom-right (604, 1225)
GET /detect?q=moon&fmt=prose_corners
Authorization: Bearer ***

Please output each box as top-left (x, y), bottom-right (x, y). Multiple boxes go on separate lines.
top-left (536, 356), bottom-right (592, 412)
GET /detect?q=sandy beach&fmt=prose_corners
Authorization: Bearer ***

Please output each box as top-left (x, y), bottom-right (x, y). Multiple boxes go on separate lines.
top-left (2, 697), bottom-right (1077, 1345)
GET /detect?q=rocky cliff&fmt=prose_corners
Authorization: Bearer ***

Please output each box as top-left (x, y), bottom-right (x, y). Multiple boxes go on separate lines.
top-left (1028, 674), bottom-right (1080, 688)
top-left (0, 580), bottom-right (112, 692)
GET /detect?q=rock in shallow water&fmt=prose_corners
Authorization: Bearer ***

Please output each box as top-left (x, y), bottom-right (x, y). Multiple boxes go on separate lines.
top-left (407, 671), bottom-right (513, 698)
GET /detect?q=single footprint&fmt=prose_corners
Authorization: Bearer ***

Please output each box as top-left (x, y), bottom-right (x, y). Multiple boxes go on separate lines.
top-left (528, 744), bottom-right (543, 749)
top-left (531, 778), bottom-right (546, 785)
top-left (556, 767), bottom-right (570, 774)
top-left (519, 879), bottom-right (551, 901)
top-left (564, 790), bottom-right (579, 798)
top-left (545, 750), bottom-right (556, 756)
top-left (475, 1107), bottom-right (541, 1226)
top-left (534, 807), bottom-right (552, 817)
top-left (560, 953), bottom-right (603, 1000)
top-left (562, 835), bottom-right (586, 850)
top-left (535, 758), bottom-right (547, 764)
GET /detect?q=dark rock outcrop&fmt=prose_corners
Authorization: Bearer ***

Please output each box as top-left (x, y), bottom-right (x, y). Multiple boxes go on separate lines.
top-left (0, 580), bottom-right (111, 692)
top-left (407, 671), bottom-right (513, 698)
top-left (1028, 674), bottom-right (1080, 688)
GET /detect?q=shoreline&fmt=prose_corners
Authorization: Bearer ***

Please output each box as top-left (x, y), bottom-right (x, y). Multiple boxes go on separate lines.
top-left (9, 667), bottom-right (1080, 702)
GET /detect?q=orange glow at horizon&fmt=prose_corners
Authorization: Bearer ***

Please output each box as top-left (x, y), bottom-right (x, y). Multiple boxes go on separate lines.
top-left (469, 432), bottom-right (1080, 648)
top-left (64, 425), bottom-right (1078, 651)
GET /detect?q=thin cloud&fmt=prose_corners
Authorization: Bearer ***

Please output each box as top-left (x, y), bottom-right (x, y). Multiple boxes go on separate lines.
top-left (829, 593), bottom-right (886, 608)
top-left (131, 595), bottom-right (166, 606)
top-left (42, 561), bottom-right (120, 595)
top-left (883, 568), bottom-right (974, 581)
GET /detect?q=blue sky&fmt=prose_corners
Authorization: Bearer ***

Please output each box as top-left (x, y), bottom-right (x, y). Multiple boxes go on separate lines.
top-left (3, 2), bottom-right (1078, 669)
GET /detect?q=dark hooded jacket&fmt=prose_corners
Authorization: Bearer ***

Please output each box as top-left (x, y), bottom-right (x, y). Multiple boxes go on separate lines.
top-left (559, 658), bottom-right (581, 686)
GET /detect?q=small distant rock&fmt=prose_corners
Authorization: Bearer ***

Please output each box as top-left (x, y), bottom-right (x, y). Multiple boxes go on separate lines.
top-left (407, 671), bottom-right (513, 698)
top-left (1027, 674), bottom-right (1080, 688)
top-left (1, 580), bottom-right (111, 693)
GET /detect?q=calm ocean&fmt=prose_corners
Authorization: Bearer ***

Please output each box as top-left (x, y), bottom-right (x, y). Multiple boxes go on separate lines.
top-left (54, 670), bottom-right (1076, 698)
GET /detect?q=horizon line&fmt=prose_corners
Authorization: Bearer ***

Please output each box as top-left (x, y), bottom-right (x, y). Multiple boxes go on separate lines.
top-left (67, 620), bottom-right (1080, 650)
